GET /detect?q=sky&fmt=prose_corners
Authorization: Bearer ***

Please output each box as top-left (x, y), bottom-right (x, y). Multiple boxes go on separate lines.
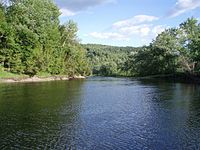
top-left (55, 0), bottom-right (200, 47)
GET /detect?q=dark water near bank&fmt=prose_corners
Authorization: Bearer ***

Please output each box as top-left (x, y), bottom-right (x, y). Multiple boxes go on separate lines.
top-left (0, 77), bottom-right (200, 149)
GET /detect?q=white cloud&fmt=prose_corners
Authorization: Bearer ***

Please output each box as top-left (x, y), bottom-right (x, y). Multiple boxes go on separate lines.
top-left (89, 32), bottom-right (130, 41)
top-left (118, 24), bottom-right (152, 37)
top-left (88, 15), bottom-right (167, 45)
top-left (169, 0), bottom-right (200, 17)
top-left (140, 26), bottom-right (151, 36)
top-left (117, 24), bottom-right (166, 38)
top-left (60, 9), bottom-right (76, 17)
top-left (152, 25), bottom-right (166, 36)
top-left (55, 0), bottom-right (115, 16)
top-left (113, 15), bottom-right (159, 28)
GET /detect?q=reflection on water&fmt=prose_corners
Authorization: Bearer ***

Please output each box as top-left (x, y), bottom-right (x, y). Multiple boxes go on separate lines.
top-left (0, 77), bottom-right (200, 149)
top-left (0, 80), bottom-right (84, 149)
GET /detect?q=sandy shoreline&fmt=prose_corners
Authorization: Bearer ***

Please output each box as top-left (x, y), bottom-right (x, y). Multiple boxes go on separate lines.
top-left (0, 75), bottom-right (85, 83)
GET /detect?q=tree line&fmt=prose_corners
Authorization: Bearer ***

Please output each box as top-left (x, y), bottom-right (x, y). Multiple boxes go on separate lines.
top-left (0, 0), bottom-right (91, 77)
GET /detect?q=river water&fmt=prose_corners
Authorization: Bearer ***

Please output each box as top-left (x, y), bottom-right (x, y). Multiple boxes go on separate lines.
top-left (0, 77), bottom-right (200, 149)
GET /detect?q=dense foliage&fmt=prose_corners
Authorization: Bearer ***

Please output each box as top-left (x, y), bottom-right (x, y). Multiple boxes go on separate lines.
top-left (125, 17), bottom-right (200, 76)
top-left (83, 44), bottom-right (138, 76)
top-left (0, 0), bottom-right (91, 77)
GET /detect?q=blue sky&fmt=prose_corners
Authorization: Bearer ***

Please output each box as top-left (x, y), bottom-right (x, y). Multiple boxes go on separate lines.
top-left (55, 0), bottom-right (200, 47)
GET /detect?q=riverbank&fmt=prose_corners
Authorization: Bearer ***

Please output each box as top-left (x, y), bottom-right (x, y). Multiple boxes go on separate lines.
top-left (0, 75), bottom-right (85, 83)
top-left (136, 73), bottom-right (200, 84)
top-left (89, 73), bottom-right (200, 84)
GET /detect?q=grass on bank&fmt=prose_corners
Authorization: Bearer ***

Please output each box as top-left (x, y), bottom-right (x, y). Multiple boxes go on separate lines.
top-left (0, 66), bottom-right (38, 79)
top-left (0, 66), bottom-right (69, 80)
top-left (0, 70), bottom-right (28, 79)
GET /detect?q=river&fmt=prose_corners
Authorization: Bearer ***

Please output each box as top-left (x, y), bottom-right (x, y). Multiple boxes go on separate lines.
top-left (0, 77), bottom-right (200, 149)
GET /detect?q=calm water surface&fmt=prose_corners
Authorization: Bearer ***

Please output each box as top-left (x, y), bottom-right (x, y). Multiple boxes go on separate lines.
top-left (0, 77), bottom-right (200, 149)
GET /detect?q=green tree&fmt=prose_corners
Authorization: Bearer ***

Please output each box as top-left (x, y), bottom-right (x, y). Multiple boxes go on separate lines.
top-left (125, 29), bottom-right (179, 76)
top-left (0, 0), bottom-right (91, 77)
top-left (178, 17), bottom-right (200, 73)
top-left (5, 0), bottom-right (61, 75)
top-left (59, 21), bottom-right (91, 76)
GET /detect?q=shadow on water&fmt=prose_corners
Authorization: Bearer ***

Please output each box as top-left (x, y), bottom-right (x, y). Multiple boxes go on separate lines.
top-left (0, 80), bottom-right (85, 149)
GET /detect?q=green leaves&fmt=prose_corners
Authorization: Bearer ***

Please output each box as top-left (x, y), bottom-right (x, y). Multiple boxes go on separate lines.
top-left (0, 0), bottom-right (91, 77)
top-left (84, 44), bottom-right (135, 76)
top-left (60, 20), bottom-right (78, 47)
top-left (124, 18), bottom-right (200, 76)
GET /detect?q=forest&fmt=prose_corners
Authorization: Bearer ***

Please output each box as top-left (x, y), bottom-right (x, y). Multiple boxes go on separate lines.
top-left (83, 44), bottom-right (139, 76)
top-left (0, 0), bottom-right (200, 78)
top-left (0, 0), bottom-right (91, 78)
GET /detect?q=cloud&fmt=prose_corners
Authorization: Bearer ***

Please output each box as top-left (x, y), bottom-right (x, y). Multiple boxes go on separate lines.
top-left (55, 0), bottom-right (115, 17)
top-left (60, 9), bottom-right (76, 17)
top-left (169, 0), bottom-right (200, 17)
top-left (116, 24), bottom-right (165, 38)
top-left (88, 15), bottom-right (166, 44)
top-left (113, 15), bottom-right (159, 28)
top-left (152, 25), bottom-right (166, 35)
top-left (89, 32), bottom-right (130, 41)
top-left (117, 24), bottom-right (152, 37)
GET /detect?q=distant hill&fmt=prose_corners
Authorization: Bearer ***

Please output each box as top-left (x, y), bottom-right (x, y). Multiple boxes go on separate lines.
top-left (82, 44), bottom-right (141, 76)
top-left (82, 44), bottom-right (138, 52)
